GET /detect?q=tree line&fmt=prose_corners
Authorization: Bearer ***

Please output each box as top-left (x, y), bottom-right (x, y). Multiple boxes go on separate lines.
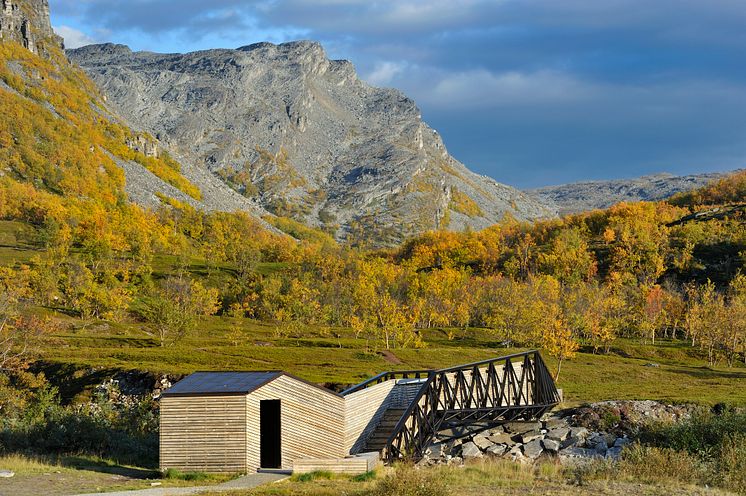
top-left (1, 179), bottom-right (744, 377)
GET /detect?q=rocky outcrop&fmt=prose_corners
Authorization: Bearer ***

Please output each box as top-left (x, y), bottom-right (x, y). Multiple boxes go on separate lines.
top-left (68, 42), bottom-right (556, 244)
top-left (126, 134), bottom-right (159, 158)
top-left (0, 0), bottom-right (63, 56)
top-left (420, 400), bottom-right (696, 466)
top-left (528, 171), bottom-right (733, 216)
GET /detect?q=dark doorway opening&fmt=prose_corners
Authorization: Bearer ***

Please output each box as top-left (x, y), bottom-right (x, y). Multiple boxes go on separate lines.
top-left (260, 399), bottom-right (281, 469)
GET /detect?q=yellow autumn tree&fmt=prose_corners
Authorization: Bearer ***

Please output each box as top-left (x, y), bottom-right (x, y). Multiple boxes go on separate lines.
top-left (353, 259), bottom-right (418, 349)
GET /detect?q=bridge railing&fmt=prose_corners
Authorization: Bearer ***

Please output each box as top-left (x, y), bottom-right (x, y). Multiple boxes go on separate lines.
top-left (380, 350), bottom-right (560, 463)
top-left (340, 369), bottom-right (435, 396)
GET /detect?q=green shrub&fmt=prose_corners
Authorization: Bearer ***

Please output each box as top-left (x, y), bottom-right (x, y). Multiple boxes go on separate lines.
top-left (598, 409), bottom-right (746, 493)
top-left (162, 468), bottom-right (210, 481)
top-left (0, 377), bottom-right (159, 468)
top-left (293, 470), bottom-right (334, 482)
top-left (616, 443), bottom-right (705, 485)
top-left (715, 433), bottom-right (746, 494)
top-left (640, 409), bottom-right (746, 458)
top-left (351, 470), bottom-right (377, 482)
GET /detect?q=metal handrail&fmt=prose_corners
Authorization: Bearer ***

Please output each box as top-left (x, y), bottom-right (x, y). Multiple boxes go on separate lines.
top-left (341, 350), bottom-right (541, 395)
top-left (435, 349), bottom-right (538, 373)
top-left (341, 369), bottom-right (436, 396)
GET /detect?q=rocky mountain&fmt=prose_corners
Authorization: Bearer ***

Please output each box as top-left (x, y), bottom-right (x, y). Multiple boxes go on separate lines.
top-left (0, 0), bottom-right (62, 56)
top-left (529, 171), bottom-right (731, 216)
top-left (68, 42), bottom-right (555, 244)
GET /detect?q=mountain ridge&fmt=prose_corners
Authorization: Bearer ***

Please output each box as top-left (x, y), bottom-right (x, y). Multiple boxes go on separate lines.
top-left (528, 170), bottom-right (736, 215)
top-left (68, 41), bottom-right (556, 244)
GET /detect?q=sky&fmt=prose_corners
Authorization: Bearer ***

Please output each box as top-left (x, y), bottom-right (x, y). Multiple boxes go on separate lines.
top-left (49, 0), bottom-right (746, 189)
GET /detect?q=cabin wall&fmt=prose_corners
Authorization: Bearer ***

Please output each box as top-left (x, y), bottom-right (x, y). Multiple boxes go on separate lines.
top-left (246, 375), bottom-right (346, 472)
top-left (160, 394), bottom-right (247, 473)
top-left (343, 380), bottom-right (396, 454)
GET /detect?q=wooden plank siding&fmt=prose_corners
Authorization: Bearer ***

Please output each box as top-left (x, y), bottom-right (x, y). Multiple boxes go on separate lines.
top-left (246, 375), bottom-right (346, 472)
top-left (293, 452), bottom-right (380, 474)
top-left (343, 380), bottom-right (395, 454)
top-left (160, 395), bottom-right (247, 473)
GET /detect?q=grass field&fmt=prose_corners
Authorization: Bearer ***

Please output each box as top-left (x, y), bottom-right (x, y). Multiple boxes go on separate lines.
top-left (33, 310), bottom-right (746, 406)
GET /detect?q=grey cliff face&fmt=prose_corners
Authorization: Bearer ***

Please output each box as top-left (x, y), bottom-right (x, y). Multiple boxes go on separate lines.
top-left (528, 171), bottom-right (731, 216)
top-left (0, 0), bottom-right (63, 56)
top-left (69, 41), bottom-right (555, 243)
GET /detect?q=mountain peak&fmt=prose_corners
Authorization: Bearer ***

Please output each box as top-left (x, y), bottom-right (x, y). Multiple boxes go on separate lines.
top-left (70, 42), bottom-right (133, 58)
top-left (69, 39), bottom-right (555, 244)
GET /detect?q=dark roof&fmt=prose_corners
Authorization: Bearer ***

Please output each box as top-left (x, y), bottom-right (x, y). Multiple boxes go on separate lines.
top-left (162, 371), bottom-right (282, 396)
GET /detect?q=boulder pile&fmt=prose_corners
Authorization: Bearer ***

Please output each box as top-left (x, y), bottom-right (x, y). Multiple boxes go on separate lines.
top-left (420, 400), bottom-right (696, 466)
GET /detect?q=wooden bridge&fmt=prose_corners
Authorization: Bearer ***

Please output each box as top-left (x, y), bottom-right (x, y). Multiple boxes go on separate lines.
top-left (341, 350), bottom-right (561, 463)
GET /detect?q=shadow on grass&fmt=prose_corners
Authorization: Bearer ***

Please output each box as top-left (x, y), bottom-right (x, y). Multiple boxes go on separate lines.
top-left (59, 456), bottom-right (159, 479)
top-left (666, 366), bottom-right (746, 380)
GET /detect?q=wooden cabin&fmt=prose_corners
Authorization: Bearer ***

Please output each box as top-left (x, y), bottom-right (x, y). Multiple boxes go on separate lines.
top-left (160, 371), bottom-right (349, 473)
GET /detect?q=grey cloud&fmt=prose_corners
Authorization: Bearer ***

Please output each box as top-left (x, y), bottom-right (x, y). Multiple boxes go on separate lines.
top-left (53, 0), bottom-right (255, 36)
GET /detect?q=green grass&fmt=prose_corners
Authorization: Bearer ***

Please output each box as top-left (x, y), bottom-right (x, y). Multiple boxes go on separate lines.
top-left (33, 310), bottom-right (746, 406)
top-left (162, 468), bottom-right (227, 482)
top-left (0, 220), bottom-right (44, 265)
top-left (292, 471), bottom-right (335, 482)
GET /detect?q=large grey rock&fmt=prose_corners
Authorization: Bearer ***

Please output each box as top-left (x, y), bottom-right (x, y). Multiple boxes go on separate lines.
top-left (488, 432), bottom-right (515, 445)
top-left (486, 444), bottom-right (508, 457)
top-left (546, 427), bottom-right (570, 441)
top-left (569, 426), bottom-right (589, 439)
top-left (605, 447), bottom-right (623, 460)
top-left (473, 434), bottom-right (493, 451)
top-left (560, 447), bottom-right (598, 459)
top-left (426, 442), bottom-right (450, 459)
top-left (542, 417), bottom-right (568, 430)
top-left (0, 470), bottom-right (14, 478)
top-left (614, 437), bottom-right (631, 448)
top-left (69, 42), bottom-right (556, 245)
top-left (460, 441), bottom-right (483, 460)
top-left (520, 430), bottom-right (544, 444)
top-left (522, 439), bottom-right (544, 459)
top-left (438, 427), bottom-right (471, 439)
top-left (586, 433), bottom-right (608, 451)
top-left (561, 436), bottom-right (581, 449)
top-left (505, 421), bottom-right (542, 434)
top-left (542, 438), bottom-right (561, 453)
